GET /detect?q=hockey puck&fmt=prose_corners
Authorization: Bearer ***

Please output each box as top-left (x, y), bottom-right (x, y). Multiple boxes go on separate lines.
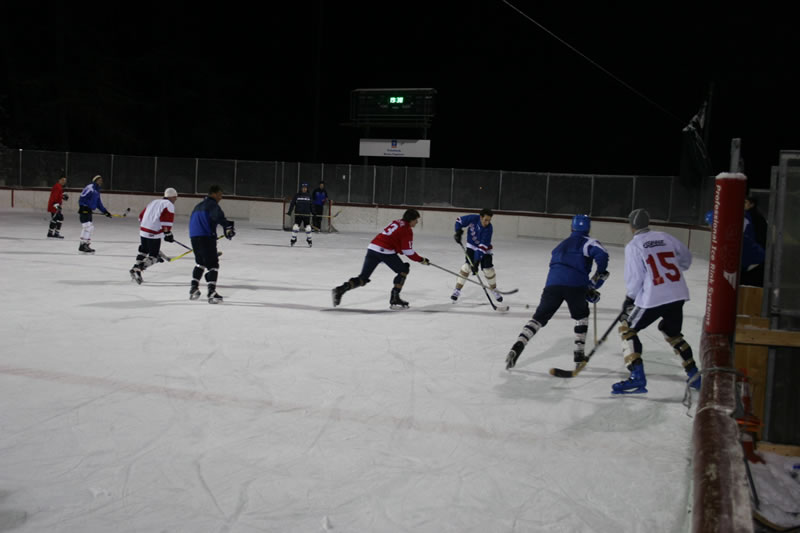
top-left (525, 304), bottom-right (530, 309)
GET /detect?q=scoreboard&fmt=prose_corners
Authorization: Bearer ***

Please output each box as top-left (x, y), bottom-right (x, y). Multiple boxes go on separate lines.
top-left (350, 88), bottom-right (436, 127)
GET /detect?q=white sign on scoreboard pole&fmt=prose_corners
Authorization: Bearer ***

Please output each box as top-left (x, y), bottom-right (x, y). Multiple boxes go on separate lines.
top-left (359, 139), bottom-right (431, 158)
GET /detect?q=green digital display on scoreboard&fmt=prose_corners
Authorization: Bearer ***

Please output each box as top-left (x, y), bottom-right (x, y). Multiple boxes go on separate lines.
top-left (389, 96), bottom-right (404, 104)
top-left (350, 88), bottom-right (436, 126)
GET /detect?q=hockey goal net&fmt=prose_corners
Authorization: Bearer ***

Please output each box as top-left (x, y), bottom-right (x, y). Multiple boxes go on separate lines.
top-left (282, 198), bottom-right (336, 233)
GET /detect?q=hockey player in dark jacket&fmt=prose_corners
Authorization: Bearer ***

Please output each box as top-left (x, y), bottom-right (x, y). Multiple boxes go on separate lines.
top-left (287, 183), bottom-right (313, 247)
top-left (189, 185), bottom-right (235, 303)
top-left (505, 214), bottom-right (610, 370)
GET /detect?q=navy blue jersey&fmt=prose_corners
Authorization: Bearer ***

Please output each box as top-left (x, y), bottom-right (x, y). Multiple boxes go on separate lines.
top-left (455, 214), bottom-right (493, 261)
top-left (189, 196), bottom-right (230, 238)
top-left (289, 192), bottom-right (313, 215)
top-left (78, 183), bottom-right (108, 214)
top-left (545, 231), bottom-right (609, 287)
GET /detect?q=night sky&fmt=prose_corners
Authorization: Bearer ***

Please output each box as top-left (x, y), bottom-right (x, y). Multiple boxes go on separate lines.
top-left (1, 2), bottom-right (796, 190)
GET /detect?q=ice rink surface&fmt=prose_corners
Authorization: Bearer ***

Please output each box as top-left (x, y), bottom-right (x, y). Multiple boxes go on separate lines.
top-left (0, 208), bottom-right (709, 532)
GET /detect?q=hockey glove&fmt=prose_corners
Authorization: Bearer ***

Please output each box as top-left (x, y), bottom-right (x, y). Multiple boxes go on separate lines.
top-left (224, 222), bottom-right (236, 240)
top-left (62, 193), bottom-right (69, 201)
top-left (470, 262), bottom-right (479, 275)
top-left (590, 270), bottom-right (609, 290)
top-left (104, 211), bottom-right (112, 218)
top-left (53, 203), bottom-right (61, 211)
top-left (163, 231), bottom-right (175, 243)
top-left (420, 257), bottom-right (430, 265)
top-left (585, 287), bottom-right (601, 304)
top-left (620, 296), bottom-right (635, 322)
top-left (454, 228), bottom-right (463, 244)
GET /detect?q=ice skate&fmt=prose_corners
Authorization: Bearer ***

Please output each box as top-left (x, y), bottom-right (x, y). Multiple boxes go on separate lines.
top-left (451, 288), bottom-right (461, 302)
top-left (332, 285), bottom-right (346, 307)
top-left (506, 341), bottom-right (524, 370)
top-left (290, 237), bottom-right (297, 247)
top-left (78, 242), bottom-right (95, 254)
top-left (190, 287), bottom-right (202, 300)
top-left (611, 363), bottom-right (648, 394)
top-left (390, 289), bottom-right (409, 309)
top-left (129, 268), bottom-right (143, 285)
top-left (492, 290), bottom-right (504, 303)
top-left (307, 238), bottom-right (312, 248)
top-left (686, 367), bottom-right (701, 390)
top-left (573, 349), bottom-right (587, 364)
top-left (208, 290), bottom-right (224, 304)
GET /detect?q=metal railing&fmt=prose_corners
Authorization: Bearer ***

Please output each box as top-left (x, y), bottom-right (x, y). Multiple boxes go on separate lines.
top-left (0, 148), bottom-right (714, 224)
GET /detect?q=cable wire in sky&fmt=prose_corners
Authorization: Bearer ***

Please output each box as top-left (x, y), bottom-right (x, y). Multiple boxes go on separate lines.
top-left (501, 0), bottom-right (686, 126)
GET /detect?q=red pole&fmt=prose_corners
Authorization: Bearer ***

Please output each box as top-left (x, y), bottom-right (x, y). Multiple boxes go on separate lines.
top-left (704, 173), bottom-right (747, 335)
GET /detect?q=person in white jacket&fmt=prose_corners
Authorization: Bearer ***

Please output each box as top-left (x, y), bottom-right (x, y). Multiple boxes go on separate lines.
top-left (612, 208), bottom-right (701, 395)
top-left (129, 188), bottom-right (177, 284)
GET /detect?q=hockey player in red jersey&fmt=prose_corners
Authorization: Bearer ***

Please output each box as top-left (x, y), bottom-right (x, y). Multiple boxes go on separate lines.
top-left (332, 208), bottom-right (430, 309)
top-left (46, 174), bottom-right (68, 238)
top-left (129, 188), bottom-right (177, 284)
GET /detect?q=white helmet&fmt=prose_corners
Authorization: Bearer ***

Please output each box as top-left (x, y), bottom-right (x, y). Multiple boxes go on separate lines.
top-left (164, 187), bottom-right (178, 198)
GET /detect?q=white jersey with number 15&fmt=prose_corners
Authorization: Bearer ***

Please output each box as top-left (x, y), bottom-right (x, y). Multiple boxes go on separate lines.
top-left (624, 230), bottom-right (692, 309)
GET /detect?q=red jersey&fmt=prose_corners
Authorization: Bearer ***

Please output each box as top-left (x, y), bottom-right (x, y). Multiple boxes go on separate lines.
top-left (47, 182), bottom-right (64, 213)
top-left (368, 219), bottom-right (423, 262)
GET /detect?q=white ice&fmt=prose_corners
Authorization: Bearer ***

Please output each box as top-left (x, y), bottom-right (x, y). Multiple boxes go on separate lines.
top-left (0, 208), bottom-right (707, 532)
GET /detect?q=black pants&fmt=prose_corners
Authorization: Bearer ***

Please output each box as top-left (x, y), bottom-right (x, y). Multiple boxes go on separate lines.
top-left (628, 300), bottom-right (684, 337)
top-left (358, 250), bottom-right (409, 282)
top-left (190, 236), bottom-right (219, 270)
top-left (293, 215), bottom-right (311, 229)
top-left (465, 248), bottom-right (494, 269)
top-left (312, 204), bottom-right (323, 229)
top-left (532, 285), bottom-right (590, 326)
top-left (78, 205), bottom-right (93, 223)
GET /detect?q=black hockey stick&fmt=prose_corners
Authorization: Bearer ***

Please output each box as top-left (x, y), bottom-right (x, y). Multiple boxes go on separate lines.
top-left (459, 243), bottom-right (509, 312)
top-left (172, 239), bottom-right (193, 251)
top-left (549, 310), bottom-right (625, 378)
top-left (428, 263), bottom-right (518, 295)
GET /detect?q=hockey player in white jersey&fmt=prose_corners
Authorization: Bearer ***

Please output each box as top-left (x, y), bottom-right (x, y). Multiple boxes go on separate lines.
top-left (613, 208), bottom-right (701, 394)
top-left (129, 188), bottom-right (177, 284)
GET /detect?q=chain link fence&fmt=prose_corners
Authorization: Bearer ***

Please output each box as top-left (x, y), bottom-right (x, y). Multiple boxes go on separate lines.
top-left (0, 148), bottom-right (713, 223)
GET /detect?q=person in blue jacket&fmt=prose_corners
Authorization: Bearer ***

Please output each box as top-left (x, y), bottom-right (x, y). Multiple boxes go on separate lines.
top-left (311, 181), bottom-right (329, 231)
top-left (451, 208), bottom-right (503, 302)
top-left (505, 214), bottom-right (610, 370)
top-left (77, 174), bottom-right (111, 254)
top-left (189, 185), bottom-right (236, 303)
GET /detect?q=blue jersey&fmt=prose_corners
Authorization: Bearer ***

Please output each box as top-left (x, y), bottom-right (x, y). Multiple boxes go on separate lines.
top-left (78, 183), bottom-right (108, 214)
top-left (742, 216), bottom-right (765, 270)
top-left (455, 214), bottom-right (493, 261)
top-left (312, 188), bottom-right (328, 207)
top-left (545, 231), bottom-right (609, 287)
top-left (189, 196), bottom-right (229, 238)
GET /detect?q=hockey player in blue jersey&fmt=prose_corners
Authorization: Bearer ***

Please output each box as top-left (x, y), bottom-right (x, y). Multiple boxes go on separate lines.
top-left (189, 185), bottom-right (235, 303)
top-left (505, 214), bottom-right (610, 370)
top-left (77, 174), bottom-right (111, 254)
top-left (451, 208), bottom-right (503, 302)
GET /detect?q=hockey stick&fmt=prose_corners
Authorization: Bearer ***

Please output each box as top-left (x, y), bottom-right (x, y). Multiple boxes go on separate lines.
top-left (459, 243), bottom-right (509, 312)
top-left (593, 302), bottom-right (598, 345)
top-left (172, 239), bottom-right (193, 251)
top-left (168, 235), bottom-right (225, 262)
top-left (549, 310), bottom-right (625, 378)
top-left (109, 207), bottom-right (132, 218)
top-left (428, 262), bottom-right (518, 295)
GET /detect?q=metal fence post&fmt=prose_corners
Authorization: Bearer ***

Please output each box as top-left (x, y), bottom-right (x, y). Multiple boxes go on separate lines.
top-left (347, 164), bottom-right (352, 203)
top-left (372, 165), bottom-right (377, 205)
top-left (450, 168), bottom-right (455, 206)
top-left (274, 161), bottom-right (278, 199)
top-left (154, 156), bottom-right (158, 193)
top-left (498, 170), bottom-right (503, 210)
top-left (631, 176), bottom-right (637, 213)
top-left (667, 176), bottom-right (674, 222)
top-left (589, 174), bottom-right (595, 215)
top-left (389, 165), bottom-right (393, 204)
top-left (65, 152), bottom-right (70, 177)
top-left (110, 154), bottom-right (115, 190)
top-left (194, 158), bottom-right (198, 195)
top-left (544, 173), bottom-right (550, 214)
top-left (233, 160), bottom-right (238, 196)
top-left (404, 166), bottom-right (408, 205)
top-left (18, 149), bottom-right (22, 186)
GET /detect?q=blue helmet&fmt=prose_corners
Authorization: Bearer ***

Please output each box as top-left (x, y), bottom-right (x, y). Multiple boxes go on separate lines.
top-left (571, 214), bottom-right (590, 233)
top-left (704, 210), bottom-right (714, 226)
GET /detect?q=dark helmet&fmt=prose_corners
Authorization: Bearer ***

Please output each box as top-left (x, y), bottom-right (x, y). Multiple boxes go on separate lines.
top-left (571, 214), bottom-right (590, 233)
top-left (301, 182), bottom-right (309, 189)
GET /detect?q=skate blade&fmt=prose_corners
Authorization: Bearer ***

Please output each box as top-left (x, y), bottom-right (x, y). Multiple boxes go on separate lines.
top-left (611, 387), bottom-right (648, 395)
